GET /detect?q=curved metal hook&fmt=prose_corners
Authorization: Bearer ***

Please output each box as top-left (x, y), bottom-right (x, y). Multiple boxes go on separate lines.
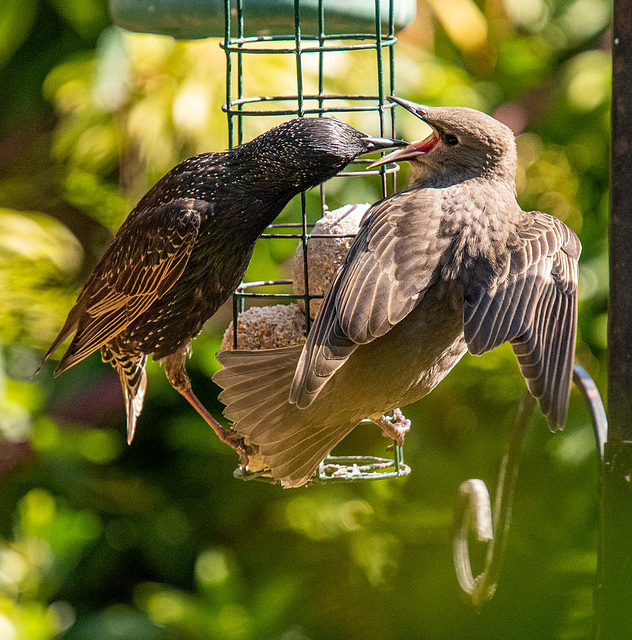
top-left (572, 364), bottom-right (607, 461)
top-left (453, 393), bottom-right (536, 607)
top-left (453, 364), bottom-right (607, 607)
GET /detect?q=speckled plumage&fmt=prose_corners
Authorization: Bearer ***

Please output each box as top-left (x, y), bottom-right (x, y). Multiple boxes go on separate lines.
top-left (41, 117), bottom-right (404, 447)
top-left (214, 99), bottom-right (581, 488)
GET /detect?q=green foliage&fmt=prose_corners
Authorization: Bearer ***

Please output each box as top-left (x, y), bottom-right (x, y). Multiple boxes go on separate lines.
top-left (0, 0), bottom-right (610, 638)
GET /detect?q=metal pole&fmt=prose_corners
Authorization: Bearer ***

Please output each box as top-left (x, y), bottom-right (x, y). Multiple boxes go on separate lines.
top-left (597, 1), bottom-right (632, 636)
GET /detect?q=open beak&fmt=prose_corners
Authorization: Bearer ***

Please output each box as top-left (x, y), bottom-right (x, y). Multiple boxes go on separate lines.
top-left (367, 96), bottom-right (439, 169)
top-left (359, 136), bottom-right (408, 154)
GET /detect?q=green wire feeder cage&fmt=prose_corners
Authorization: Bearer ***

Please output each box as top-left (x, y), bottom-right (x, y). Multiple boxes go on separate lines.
top-left (223, 0), bottom-right (414, 484)
top-left (111, 0), bottom-right (416, 484)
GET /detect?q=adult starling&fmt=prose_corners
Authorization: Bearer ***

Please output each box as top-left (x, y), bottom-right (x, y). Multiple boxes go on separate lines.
top-left (214, 96), bottom-right (581, 487)
top-left (40, 117), bottom-right (405, 457)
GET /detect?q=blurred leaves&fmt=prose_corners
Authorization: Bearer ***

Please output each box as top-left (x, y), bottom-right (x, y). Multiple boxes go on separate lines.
top-left (0, 209), bottom-right (83, 350)
top-left (47, 0), bottom-right (107, 38)
top-left (0, 0), bottom-right (37, 68)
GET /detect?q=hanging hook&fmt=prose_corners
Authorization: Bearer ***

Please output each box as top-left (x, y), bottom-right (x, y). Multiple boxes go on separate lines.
top-left (453, 393), bottom-right (536, 607)
top-left (453, 364), bottom-right (607, 607)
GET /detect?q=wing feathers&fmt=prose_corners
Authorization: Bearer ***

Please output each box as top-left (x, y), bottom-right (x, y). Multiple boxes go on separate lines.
top-left (49, 200), bottom-right (203, 374)
top-left (213, 345), bottom-right (356, 488)
top-left (290, 191), bottom-right (444, 408)
top-left (463, 212), bottom-right (580, 430)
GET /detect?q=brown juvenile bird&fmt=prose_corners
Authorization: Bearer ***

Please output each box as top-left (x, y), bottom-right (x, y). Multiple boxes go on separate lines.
top-left (214, 96), bottom-right (581, 487)
top-left (40, 117), bottom-right (405, 457)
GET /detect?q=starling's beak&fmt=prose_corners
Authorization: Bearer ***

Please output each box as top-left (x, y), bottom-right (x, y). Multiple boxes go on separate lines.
top-left (367, 96), bottom-right (439, 169)
top-left (388, 95), bottom-right (430, 119)
top-left (360, 136), bottom-right (408, 155)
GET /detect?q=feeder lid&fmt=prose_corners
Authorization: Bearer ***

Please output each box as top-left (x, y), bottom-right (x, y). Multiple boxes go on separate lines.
top-left (110, 0), bottom-right (417, 39)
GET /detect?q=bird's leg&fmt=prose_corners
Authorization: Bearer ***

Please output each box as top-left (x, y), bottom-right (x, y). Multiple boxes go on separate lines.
top-left (372, 408), bottom-right (411, 447)
top-left (163, 349), bottom-right (249, 465)
top-left (177, 387), bottom-right (249, 465)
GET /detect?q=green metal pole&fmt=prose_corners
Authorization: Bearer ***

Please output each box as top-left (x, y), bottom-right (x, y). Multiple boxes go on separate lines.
top-left (597, 1), bottom-right (632, 637)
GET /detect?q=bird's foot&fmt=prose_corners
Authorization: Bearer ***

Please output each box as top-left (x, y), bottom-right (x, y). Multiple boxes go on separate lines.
top-left (240, 445), bottom-right (267, 474)
top-left (375, 408), bottom-right (410, 448)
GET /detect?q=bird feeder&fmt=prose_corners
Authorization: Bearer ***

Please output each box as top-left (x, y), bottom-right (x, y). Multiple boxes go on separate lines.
top-left (219, 0), bottom-right (412, 484)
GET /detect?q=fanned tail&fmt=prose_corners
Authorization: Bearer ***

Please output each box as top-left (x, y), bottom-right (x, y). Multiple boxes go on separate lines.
top-left (102, 346), bottom-right (148, 444)
top-left (214, 346), bottom-right (356, 488)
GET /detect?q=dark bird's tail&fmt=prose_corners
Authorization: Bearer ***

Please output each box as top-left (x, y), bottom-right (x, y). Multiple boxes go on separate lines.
top-left (214, 346), bottom-right (357, 488)
top-left (102, 346), bottom-right (147, 444)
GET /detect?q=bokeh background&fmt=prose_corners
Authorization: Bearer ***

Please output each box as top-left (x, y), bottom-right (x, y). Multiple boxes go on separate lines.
top-left (0, 0), bottom-right (610, 638)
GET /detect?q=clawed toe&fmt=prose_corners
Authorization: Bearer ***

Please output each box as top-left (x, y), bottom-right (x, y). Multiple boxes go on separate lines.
top-left (374, 408), bottom-right (410, 448)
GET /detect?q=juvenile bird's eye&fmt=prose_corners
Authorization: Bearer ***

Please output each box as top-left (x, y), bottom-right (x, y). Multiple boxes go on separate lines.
top-left (444, 134), bottom-right (459, 146)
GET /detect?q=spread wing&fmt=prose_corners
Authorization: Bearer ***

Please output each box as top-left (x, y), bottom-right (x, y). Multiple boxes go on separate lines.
top-left (289, 190), bottom-right (448, 408)
top-left (462, 212), bottom-right (581, 430)
top-left (44, 199), bottom-right (205, 374)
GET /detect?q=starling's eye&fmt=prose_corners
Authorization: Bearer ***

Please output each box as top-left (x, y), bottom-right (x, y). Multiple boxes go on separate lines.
top-left (444, 134), bottom-right (459, 146)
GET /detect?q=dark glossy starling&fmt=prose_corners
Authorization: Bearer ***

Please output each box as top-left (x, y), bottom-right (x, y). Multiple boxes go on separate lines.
top-left (40, 117), bottom-right (405, 457)
top-left (214, 96), bottom-right (581, 487)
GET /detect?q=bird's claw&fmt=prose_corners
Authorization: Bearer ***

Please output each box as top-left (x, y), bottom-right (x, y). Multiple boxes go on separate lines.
top-left (375, 408), bottom-right (410, 448)
top-left (235, 442), bottom-right (250, 467)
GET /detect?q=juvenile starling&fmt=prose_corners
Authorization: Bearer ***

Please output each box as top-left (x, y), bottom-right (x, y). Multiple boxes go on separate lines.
top-left (214, 96), bottom-right (581, 487)
top-left (40, 117), bottom-right (405, 457)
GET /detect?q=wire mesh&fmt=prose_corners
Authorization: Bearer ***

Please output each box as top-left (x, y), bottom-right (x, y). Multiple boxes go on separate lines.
top-left (222, 0), bottom-right (410, 484)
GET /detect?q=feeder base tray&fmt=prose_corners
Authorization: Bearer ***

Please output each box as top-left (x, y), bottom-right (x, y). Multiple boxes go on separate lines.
top-left (234, 451), bottom-right (410, 485)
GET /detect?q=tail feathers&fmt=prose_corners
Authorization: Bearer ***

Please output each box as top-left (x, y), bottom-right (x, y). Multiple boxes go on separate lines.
top-left (102, 347), bottom-right (148, 444)
top-left (217, 367), bottom-right (297, 413)
top-left (213, 346), bottom-right (302, 430)
top-left (123, 365), bottom-right (147, 444)
top-left (215, 347), bottom-right (302, 422)
top-left (214, 346), bottom-right (356, 488)
top-left (271, 425), bottom-right (353, 487)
